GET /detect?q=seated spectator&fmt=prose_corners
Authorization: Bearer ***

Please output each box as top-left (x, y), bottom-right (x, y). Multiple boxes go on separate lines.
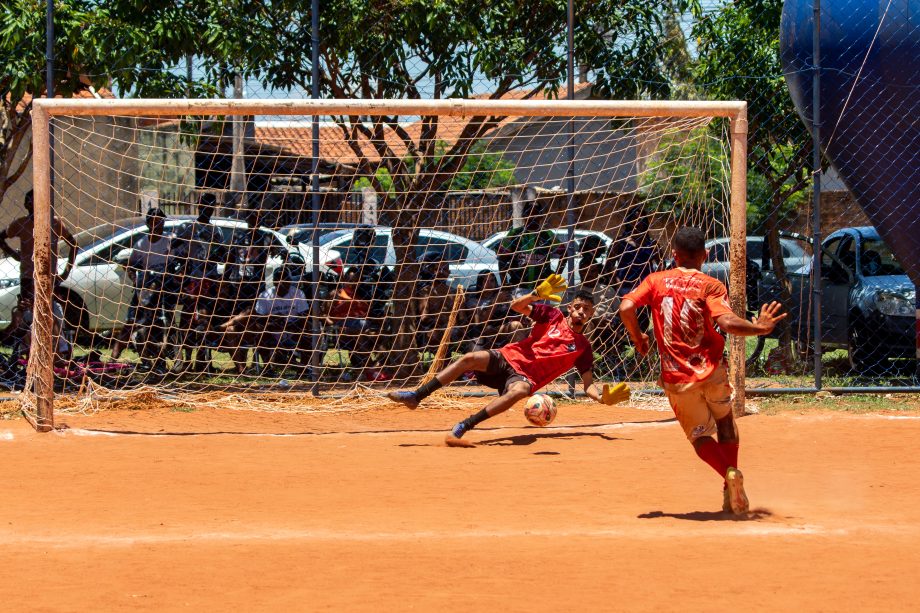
top-left (321, 228), bottom-right (394, 381)
top-left (220, 264), bottom-right (309, 375)
top-left (470, 285), bottom-right (528, 353)
top-left (218, 207), bottom-right (271, 322)
top-left (110, 208), bottom-right (177, 372)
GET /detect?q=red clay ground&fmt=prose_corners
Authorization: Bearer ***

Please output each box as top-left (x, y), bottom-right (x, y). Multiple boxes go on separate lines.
top-left (2, 398), bottom-right (920, 612)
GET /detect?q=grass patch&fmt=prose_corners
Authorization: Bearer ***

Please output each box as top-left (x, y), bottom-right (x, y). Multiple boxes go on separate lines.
top-left (759, 393), bottom-right (920, 415)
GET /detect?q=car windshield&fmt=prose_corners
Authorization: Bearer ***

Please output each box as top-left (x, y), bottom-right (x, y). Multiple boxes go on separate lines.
top-left (317, 229), bottom-right (353, 246)
top-left (861, 239), bottom-right (905, 277)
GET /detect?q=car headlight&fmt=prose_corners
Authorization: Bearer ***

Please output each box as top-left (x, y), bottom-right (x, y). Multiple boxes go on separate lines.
top-left (875, 290), bottom-right (915, 317)
top-left (0, 277), bottom-right (20, 289)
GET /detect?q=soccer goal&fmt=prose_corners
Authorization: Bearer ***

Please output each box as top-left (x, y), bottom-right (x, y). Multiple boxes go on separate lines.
top-left (23, 98), bottom-right (747, 431)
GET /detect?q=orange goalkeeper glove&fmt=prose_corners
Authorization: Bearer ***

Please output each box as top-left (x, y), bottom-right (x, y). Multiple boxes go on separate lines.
top-left (534, 273), bottom-right (567, 302)
top-left (601, 382), bottom-right (631, 405)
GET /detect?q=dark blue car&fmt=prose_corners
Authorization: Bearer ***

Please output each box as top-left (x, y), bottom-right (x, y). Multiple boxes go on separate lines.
top-left (790, 227), bottom-right (915, 372)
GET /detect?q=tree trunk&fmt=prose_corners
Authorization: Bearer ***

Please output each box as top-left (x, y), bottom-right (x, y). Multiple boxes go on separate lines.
top-left (764, 202), bottom-right (795, 370)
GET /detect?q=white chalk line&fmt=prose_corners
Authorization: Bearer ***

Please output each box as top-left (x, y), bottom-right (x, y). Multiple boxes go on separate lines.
top-left (0, 523), bottom-right (863, 549)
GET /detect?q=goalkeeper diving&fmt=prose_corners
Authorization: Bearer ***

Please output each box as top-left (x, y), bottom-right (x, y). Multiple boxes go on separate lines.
top-left (387, 273), bottom-right (631, 447)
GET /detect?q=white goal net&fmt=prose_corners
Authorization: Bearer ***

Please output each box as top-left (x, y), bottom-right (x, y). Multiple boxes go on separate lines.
top-left (20, 99), bottom-right (747, 428)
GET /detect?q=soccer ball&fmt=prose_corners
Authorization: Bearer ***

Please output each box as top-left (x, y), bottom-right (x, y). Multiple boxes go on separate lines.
top-left (524, 394), bottom-right (557, 427)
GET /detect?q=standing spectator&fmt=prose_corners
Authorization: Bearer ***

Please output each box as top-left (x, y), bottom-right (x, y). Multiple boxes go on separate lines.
top-left (0, 189), bottom-right (77, 302)
top-left (412, 250), bottom-right (455, 360)
top-left (110, 208), bottom-right (175, 371)
top-left (607, 217), bottom-right (661, 295)
top-left (172, 194), bottom-right (227, 371)
top-left (578, 234), bottom-right (607, 291)
top-left (219, 207), bottom-right (271, 321)
top-left (497, 193), bottom-right (559, 287)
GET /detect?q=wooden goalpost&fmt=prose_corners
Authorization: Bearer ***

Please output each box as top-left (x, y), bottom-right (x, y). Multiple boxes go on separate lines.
top-left (25, 98), bottom-right (748, 431)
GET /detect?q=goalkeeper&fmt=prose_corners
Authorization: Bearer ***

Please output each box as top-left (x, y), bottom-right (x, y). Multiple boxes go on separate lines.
top-left (387, 273), bottom-right (631, 447)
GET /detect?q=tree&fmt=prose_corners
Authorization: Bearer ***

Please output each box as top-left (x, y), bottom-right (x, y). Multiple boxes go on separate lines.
top-left (250, 0), bottom-right (686, 375)
top-left (0, 0), bottom-right (287, 212)
top-left (692, 0), bottom-right (812, 368)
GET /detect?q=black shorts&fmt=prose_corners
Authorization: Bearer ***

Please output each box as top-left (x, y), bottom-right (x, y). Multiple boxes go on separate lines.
top-left (475, 350), bottom-right (532, 396)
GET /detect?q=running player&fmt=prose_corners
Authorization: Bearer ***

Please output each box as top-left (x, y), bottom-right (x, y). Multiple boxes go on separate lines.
top-left (618, 226), bottom-right (785, 515)
top-left (387, 273), bottom-right (631, 447)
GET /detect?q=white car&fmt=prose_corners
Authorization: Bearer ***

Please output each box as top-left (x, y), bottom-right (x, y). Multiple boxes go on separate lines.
top-left (0, 217), bottom-right (295, 332)
top-left (480, 228), bottom-right (613, 285)
top-left (296, 227), bottom-right (499, 289)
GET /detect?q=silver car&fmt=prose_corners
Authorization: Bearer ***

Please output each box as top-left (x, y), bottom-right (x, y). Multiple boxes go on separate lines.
top-left (295, 227), bottom-right (499, 289)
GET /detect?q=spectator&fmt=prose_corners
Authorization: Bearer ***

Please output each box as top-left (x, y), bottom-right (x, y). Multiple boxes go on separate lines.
top-left (110, 208), bottom-right (176, 372)
top-left (470, 283), bottom-right (528, 354)
top-left (217, 207), bottom-right (271, 323)
top-left (412, 250), bottom-right (455, 359)
top-left (172, 194), bottom-right (227, 372)
top-left (221, 264), bottom-right (309, 375)
top-left (607, 218), bottom-right (661, 295)
top-left (323, 227), bottom-right (395, 380)
top-left (497, 191), bottom-right (559, 287)
top-left (579, 234), bottom-right (607, 291)
top-left (0, 189), bottom-right (77, 302)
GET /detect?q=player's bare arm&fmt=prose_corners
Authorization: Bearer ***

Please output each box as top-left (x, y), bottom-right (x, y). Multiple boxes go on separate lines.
top-left (618, 297), bottom-right (650, 356)
top-left (715, 301), bottom-right (787, 336)
top-left (59, 221), bottom-right (78, 281)
top-left (0, 229), bottom-right (19, 260)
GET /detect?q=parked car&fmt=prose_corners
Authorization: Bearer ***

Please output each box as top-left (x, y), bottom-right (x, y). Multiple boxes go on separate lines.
top-left (788, 226), bottom-right (914, 371)
top-left (0, 216), bottom-right (296, 333)
top-left (480, 228), bottom-right (613, 285)
top-left (294, 227), bottom-right (499, 289)
top-left (704, 235), bottom-right (811, 285)
top-left (281, 222), bottom-right (374, 247)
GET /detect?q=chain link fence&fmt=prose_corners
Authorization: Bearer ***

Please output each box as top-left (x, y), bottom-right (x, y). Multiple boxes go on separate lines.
top-left (2, 0), bottom-right (918, 394)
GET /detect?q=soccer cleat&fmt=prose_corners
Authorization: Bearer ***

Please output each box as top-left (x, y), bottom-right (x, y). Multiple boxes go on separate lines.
top-left (445, 419), bottom-right (476, 448)
top-left (386, 390), bottom-right (420, 409)
top-left (725, 467), bottom-right (749, 515)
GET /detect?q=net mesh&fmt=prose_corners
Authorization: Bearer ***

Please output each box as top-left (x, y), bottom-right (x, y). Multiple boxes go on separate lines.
top-left (19, 107), bottom-right (733, 417)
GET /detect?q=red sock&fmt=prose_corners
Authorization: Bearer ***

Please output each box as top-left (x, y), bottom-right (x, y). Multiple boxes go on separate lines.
top-left (695, 438), bottom-right (731, 477)
top-left (720, 442), bottom-right (739, 469)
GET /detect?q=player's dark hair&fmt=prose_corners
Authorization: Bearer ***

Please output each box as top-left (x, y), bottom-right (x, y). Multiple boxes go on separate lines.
top-left (573, 289), bottom-right (595, 304)
top-left (146, 207), bottom-right (166, 221)
top-left (673, 226), bottom-right (706, 256)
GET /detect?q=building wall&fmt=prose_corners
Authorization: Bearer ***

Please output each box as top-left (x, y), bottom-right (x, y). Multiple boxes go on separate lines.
top-left (1, 116), bottom-right (142, 244)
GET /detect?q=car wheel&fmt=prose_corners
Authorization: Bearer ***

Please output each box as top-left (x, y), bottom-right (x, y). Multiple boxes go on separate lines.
top-left (848, 320), bottom-right (887, 374)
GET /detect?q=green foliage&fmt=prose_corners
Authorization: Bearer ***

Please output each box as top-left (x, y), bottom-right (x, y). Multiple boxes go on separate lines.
top-left (641, 124), bottom-right (730, 225)
top-left (691, 0), bottom-right (811, 216)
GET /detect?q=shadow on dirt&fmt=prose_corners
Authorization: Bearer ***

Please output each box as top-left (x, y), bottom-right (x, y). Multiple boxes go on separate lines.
top-left (478, 431), bottom-right (625, 446)
top-left (638, 509), bottom-right (774, 521)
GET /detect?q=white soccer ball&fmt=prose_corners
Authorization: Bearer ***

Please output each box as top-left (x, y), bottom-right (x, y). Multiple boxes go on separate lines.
top-left (523, 394), bottom-right (557, 427)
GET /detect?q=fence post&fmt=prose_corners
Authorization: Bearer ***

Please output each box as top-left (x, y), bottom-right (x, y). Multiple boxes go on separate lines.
top-left (812, 0), bottom-right (824, 389)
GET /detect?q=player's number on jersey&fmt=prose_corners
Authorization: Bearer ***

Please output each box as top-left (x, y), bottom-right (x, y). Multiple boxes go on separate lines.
top-left (660, 296), bottom-right (704, 349)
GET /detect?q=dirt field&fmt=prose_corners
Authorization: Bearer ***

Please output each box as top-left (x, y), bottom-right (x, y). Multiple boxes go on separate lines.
top-left (2, 397), bottom-right (920, 612)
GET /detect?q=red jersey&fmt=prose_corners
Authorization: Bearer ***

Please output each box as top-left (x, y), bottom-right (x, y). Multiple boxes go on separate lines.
top-left (499, 303), bottom-right (594, 392)
top-left (623, 268), bottom-right (735, 385)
